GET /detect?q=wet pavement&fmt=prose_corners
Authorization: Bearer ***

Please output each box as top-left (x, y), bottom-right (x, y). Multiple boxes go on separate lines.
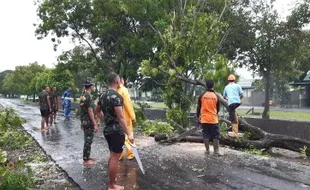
top-left (1, 98), bottom-right (310, 190)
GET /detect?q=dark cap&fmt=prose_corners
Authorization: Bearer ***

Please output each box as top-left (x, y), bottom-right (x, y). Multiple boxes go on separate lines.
top-left (84, 78), bottom-right (95, 87)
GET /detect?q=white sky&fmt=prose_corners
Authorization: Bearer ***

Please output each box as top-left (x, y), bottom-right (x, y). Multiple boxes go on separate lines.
top-left (0, 0), bottom-right (300, 79)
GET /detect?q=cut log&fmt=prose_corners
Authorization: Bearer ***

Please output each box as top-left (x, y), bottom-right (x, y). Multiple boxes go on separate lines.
top-left (170, 117), bottom-right (310, 157)
top-left (154, 134), bottom-right (168, 141)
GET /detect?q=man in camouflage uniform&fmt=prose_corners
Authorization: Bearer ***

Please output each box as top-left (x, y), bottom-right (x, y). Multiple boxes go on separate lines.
top-left (50, 86), bottom-right (59, 125)
top-left (39, 86), bottom-right (51, 131)
top-left (96, 72), bottom-right (134, 190)
top-left (80, 78), bottom-right (99, 166)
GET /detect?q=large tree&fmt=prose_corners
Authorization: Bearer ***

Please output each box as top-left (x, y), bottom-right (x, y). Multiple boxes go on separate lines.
top-left (0, 63), bottom-right (45, 99)
top-left (223, 0), bottom-right (310, 119)
top-left (35, 0), bottom-right (157, 84)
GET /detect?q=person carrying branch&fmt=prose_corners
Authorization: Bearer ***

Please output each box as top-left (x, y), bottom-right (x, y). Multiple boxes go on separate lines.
top-left (197, 80), bottom-right (222, 155)
top-left (223, 74), bottom-right (244, 138)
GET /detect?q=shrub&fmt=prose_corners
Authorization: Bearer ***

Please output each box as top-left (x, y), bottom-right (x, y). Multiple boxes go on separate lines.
top-left (140, 120), bottom-right (174, 135)
top-left (0, 108), bottom-right (25, 131)
top-left (0, 166), bottom-right (34, 190)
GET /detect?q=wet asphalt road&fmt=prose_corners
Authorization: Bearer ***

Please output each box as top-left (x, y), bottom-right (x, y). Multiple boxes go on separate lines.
top-left (1, 98), bottom-right (310, 190)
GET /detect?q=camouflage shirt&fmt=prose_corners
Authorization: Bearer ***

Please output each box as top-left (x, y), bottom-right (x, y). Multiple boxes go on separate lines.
top-left (80, 91), bottom-right (93, 126)
top-left (50, 92), bottom-right (57, 107)
top-left (98, 89), bottom-right (124, 135)
top-left (39, 91), bottom-right (49, 110)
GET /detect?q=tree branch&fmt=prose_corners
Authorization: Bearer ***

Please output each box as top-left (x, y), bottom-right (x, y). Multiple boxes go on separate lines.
top-left (72, 22), bottom-right (101, 66)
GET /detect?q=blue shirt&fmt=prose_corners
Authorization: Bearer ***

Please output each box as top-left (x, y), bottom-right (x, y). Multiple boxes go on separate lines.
top-left (62, 90), bottom-right (73, 102)
top-left (223, 83), bottom-right (243, 105)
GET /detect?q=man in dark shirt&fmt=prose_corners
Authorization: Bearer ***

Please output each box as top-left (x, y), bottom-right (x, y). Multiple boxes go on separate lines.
top-left (80, 79), bottom-right (99, 165)
top-left (96, 72), bottom-right (134, 190)
top-left (39, 86), bottom-right (51, 131)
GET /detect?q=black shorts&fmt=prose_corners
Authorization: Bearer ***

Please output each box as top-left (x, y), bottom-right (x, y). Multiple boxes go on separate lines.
top-left (40, 109), bottom-right (49, 117)
top-left (201, 123), bottom-right (220, 140)
top-left (104, 133), bottom-right (125, 153)
top-left (51, 106), bottom-right (58, 113)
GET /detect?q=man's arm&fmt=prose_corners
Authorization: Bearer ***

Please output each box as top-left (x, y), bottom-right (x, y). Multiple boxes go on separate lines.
top-left (95, 105), bottom-right (104, 121)
top-left (88, 107), bottom-right (98, 131)
top-left (196, 93), bottom-right (203, 119)
top-left (123, 89), bottom-right (136, 121)
top-left (114, 106), bottom-right (130, 136)
top-left (216, 98), bottom-right (220, 114)
top-left (47, 95), bottom-right (51, 111)
top-left (55, 96), bottom-right (58, 109)
top-left (223, 88), bottom-right (227, 100)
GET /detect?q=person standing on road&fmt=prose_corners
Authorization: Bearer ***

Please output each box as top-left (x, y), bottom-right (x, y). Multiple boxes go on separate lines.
top-left (62, 86), bottom-right (73, 120)
top-left (95, 72), bottom-right (134, 190)
top-left (50, 86), bottom-right (59, 124)
top-left (197, 80), bottom-right (221, 155)
top-left (80, 79), bottom-right (99, 165)
top-left (223, 74), bottom-right (244, 138)
top-left (39, 86), bottom-right (52, 131)
top-left (117, 76), bottom-right (136, 160)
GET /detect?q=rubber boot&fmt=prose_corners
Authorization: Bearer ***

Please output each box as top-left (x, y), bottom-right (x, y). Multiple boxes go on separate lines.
top-left (203, 138), bottom-right (210, 154)
top-left (213, 139), bottom-right (223, 156)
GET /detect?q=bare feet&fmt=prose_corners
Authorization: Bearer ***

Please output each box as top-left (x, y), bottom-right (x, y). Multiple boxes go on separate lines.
top-left (89, 157), bottom-right (96, 161)
top-left (41, 128), bottom-right (47, 131)
top-left (108, 184), bottom-right (124, 190)
top-left (83, 160), bottom-right (96, 165)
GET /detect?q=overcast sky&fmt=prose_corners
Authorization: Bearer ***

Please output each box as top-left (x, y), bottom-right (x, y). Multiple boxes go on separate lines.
top-left (0, 0), bottom-right (300, 79)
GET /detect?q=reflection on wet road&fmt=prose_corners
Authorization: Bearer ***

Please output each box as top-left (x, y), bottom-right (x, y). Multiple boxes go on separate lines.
top-left (1, 98), bottom-right (310, 190)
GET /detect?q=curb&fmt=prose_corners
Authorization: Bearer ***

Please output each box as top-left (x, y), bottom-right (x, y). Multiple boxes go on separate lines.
top-left (21, 126), bottom-right (82, 190)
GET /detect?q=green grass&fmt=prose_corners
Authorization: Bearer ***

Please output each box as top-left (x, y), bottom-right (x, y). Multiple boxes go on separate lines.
top-left (136, 102), bottom-right (310, 121)
top-left (134, 102), bottom-right (167, 109)
top-left (237, 110), bottom-right (310, 121)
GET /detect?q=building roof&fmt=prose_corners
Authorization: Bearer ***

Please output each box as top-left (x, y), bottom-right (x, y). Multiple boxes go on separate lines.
top-left (290, 70), bottom-right (310, 86)
top-left (304, 71), bottom-right (310, 81)
top-left (238, 78), bottom-right (255, 89)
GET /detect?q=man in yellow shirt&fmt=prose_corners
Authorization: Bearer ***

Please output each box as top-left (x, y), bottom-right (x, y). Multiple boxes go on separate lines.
top-left (117, 76), bottom-right (136, 160)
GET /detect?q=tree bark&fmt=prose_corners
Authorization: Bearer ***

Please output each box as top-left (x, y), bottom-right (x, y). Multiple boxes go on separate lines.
top-left (164, 117), bottom-right (310, 156)
top-left (263, 69), bottom-right (271, 119)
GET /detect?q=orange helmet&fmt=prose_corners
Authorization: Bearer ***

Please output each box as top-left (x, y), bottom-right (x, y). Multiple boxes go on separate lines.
top-left (228, 74), bottom-right (236, 81)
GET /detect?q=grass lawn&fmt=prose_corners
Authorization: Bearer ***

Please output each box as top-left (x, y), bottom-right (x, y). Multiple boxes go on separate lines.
top-left (134, 102), bottom-right (166, 109)
top-left (136, 101), bottom-right (310, 121)
top-left (237, 109), bottom-right (310, 121)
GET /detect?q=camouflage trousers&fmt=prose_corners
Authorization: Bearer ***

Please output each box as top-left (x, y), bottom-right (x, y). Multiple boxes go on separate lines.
top-left (83, 125), bottom-right (94, 161)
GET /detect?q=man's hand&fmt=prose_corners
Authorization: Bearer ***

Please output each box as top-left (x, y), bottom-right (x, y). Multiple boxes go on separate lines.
top-left (196, 118), bottom-right (201, 126)
top-left (128, 133), bottom-right (134, 144)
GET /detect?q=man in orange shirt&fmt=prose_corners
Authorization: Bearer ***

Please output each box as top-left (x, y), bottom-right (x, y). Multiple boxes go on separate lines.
top-left (117, 76), bottom-right (136, 160)
top-left (197, 80), bottom-right (221, 155)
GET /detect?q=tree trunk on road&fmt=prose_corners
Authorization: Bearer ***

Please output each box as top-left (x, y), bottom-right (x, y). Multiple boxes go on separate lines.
top-left (164, 117), bottom-right (310, 156)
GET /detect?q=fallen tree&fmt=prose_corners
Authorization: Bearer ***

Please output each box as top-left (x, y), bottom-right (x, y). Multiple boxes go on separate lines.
top-left (155, 114), bottom-right (310, 157)
top-left (151, 75), bottom-right (310, 157)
